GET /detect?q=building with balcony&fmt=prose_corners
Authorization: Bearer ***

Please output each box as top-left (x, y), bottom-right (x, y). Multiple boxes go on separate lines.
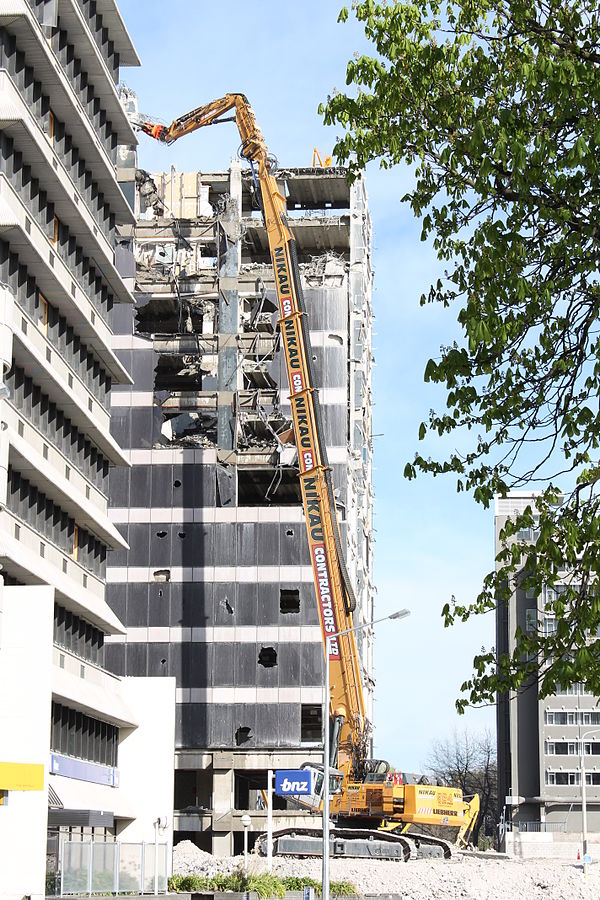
top-left (495, 492), bottom-right (600, 858)
top-left (106, 153), bottom-right (375, 854)
top-left (0, 4), bottom-right (175, 899)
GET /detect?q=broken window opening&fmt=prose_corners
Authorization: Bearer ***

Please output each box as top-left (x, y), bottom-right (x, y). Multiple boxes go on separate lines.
top-left (159, 410), bottom-right (217, 449)
top-left (216, 463), bottom-right (235, 507)
top-left (135, 294), bottom-right (218, 337)
top-left (242, 365), bottom-right (277, 391)
top-left (236, 406), bottom-right (293, 454)
top-left (235, 726), bottom-right (253, 746)
top-left (234, 769), bottom-right (288, 811)
top-left (258, 646), bottom-right (277, 668)
top-left (154, 354), bottom-right (214, 393)
top-left (301, 704), bottom-right (322, 742)
top-left (237, 467), bottom-right (301, 506)
top-left (174, 768), bottom-right (212, 812)
top-left (280, 589), bottom-right (300, 614)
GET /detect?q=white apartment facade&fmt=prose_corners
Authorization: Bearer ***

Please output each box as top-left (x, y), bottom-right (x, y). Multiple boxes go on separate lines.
top-left (0, 4), bottom-right (175, 899)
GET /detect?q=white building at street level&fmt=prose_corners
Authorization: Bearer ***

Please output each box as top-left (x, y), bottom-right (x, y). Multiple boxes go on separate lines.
top-left (0, 4), bottom-right (174, 899)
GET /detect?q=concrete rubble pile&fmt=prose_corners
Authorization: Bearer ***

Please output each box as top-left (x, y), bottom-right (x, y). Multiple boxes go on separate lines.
top-left (173, 840), bottom-right (600, 899)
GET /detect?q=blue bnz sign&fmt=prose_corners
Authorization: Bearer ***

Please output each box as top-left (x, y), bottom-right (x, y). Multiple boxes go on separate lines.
top-left (275, 769), bottom-right (313, 796)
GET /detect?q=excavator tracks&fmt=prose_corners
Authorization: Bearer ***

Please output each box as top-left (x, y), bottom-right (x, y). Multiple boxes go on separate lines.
top-left (256, 826), bottom-right (454, 862)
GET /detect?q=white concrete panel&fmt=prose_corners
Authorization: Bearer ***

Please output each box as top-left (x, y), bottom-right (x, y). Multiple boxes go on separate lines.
top-left (117, 677), bottom-right (176, 854)
top-left (0, 585), bottom-right (54, 900)
top-left (107, 565), bottom-right (315, 583)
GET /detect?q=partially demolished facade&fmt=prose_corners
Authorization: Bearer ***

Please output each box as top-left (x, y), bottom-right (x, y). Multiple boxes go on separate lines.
top-left (107, 149), bottom-right (374, 853)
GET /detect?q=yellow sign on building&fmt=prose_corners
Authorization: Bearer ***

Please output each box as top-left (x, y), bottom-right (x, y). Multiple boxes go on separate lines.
top-left (0, 762), bottom-right (44, 791)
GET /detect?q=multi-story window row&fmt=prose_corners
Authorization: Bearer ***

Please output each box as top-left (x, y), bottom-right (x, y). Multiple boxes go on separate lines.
top-left (18, 3), bottom-right (119, 164)
top-left (0, 70), bottom-right (115, 247)
top-left (545, 741), bottom-right (600, 756)
top-left (50, 700), bottom-right (118, 768)
top-left (0, 139), bottom-right (115, 324)
top-left (53, 602), bottom-right (104, 667)
top-left (7, 467), bottom-right (107, 578)
top-left (545, 771), bottom-right (600, 786)
top-left (7, 365), bottom-right (109, 492)
top-left (27, 0), bottom-right (122, 87)
top-left (75, 0), bottom-right (121, 82)
top-left (545, 710), bottom-right (600, 726)
top-left (0, 242), bottom-right (112, 407)
top-left (47, 21), bottom-right (117, 163)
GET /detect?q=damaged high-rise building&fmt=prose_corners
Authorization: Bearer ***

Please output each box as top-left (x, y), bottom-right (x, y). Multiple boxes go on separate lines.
top-left (106, 127), bottom-right (375, 853)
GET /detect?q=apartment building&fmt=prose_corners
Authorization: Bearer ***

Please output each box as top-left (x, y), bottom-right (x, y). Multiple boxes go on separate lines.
top-left (106, 153), bottom-right (375, 854)
top-left (495, 492), bottom-right (600, 858)
top-left (0, 4), bottom-right (174, 899)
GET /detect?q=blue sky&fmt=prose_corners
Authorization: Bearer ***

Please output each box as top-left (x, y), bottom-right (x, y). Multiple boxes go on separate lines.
top-left (118, 0), bottom-right (495, 770)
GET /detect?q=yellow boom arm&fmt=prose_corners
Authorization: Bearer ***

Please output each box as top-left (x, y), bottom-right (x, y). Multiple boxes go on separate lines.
top-left (139, 94), bottom-right (367, 774)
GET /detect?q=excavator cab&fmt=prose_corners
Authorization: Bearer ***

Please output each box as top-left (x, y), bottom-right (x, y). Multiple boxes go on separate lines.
top-left (285, 763), bottom-right (343, 813)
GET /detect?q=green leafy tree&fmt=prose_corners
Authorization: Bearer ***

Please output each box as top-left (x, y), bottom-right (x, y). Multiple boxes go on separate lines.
top-left (323, 0), bottom-right (600, 710)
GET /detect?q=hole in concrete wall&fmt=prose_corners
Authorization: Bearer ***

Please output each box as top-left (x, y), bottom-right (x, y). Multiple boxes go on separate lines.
top-left (235, 726), bottom-right (252, 746)
top-left (174, 479), bottom-right (182, 488)
top-left (178, 532), bottom-right (186, 539)
top-left (220, 596), bottom-right (234, 615)
top-left (153, 569), bottom-right (171, 582)
top-left (301, 704), bottom-right (322, 742)
top-left (160, 658), bottom-right (167, 666)
top-left (156, 530), bottom-right (167, 538)
top-left (280, 589), bottom-right (300, 614)
top-left (286, 529), bottom-right (294, 536)
top-left (328, 333), bottom-right (344, 345)
top-left (258, 646), bottom-right (277, 667)
top-left (158, 589), bottom-right (163, 597)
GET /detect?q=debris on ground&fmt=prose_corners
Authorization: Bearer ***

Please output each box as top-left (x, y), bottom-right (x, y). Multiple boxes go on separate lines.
top-left (173, 840), bottom-right (600, 899)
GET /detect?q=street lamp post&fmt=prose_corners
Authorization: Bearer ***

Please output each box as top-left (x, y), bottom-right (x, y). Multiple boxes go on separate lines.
top-left (580, 729), bottom-right (600, 875)
top-left (240, 814), bottom-right (251, 876)
top-left (322, 609), bottom-right (411, 900)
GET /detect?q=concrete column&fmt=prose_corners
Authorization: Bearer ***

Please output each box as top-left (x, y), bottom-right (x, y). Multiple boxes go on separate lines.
top-left (212, 755), bottom-right (235, 855)
top-left (217, 159), bottom-right (242, 452)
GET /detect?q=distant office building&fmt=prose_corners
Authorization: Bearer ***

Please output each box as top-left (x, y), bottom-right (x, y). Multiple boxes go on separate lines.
top-left (496, 492), bottom-right (600, 858)
top-left (0, 4), bottom-right (174, 898)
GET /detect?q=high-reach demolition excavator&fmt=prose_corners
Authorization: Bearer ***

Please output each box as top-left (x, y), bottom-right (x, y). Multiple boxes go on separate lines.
top-left (132, 94), bottom-right (480, 860)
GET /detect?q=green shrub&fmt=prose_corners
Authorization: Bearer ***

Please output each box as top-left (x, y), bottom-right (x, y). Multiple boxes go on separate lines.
top-left (168, 871), bottom-right (357, 898)
top-left (329, 881), bottom-right (358, 897)
top-left (247, 873), bottom-right (286, 898)
top-left (282, 876), bottom-right (321, 893)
